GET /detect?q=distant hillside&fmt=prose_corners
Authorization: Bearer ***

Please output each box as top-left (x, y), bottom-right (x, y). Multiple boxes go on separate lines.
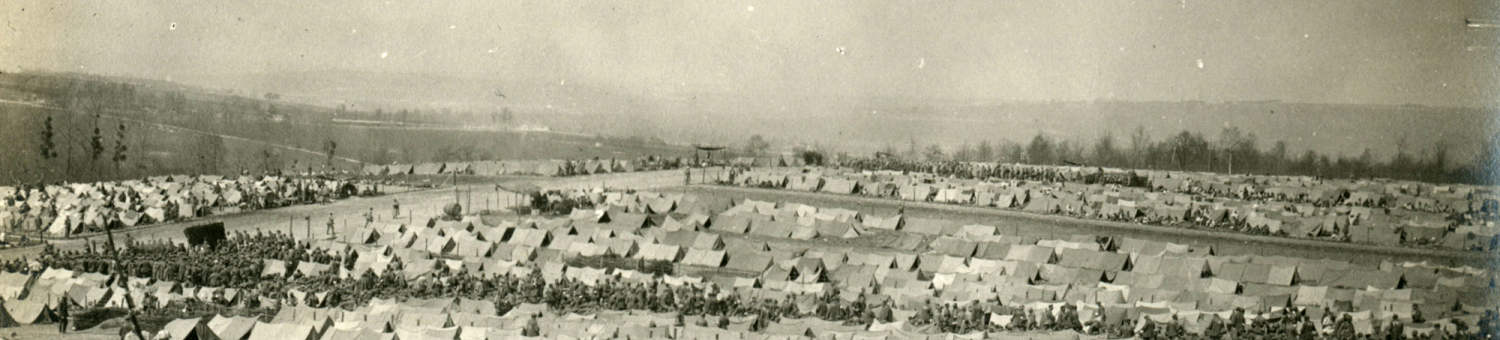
top-left (168, 70), bottom-right (1495, 166)
top-left (0, 72), bottom-right (689, 184)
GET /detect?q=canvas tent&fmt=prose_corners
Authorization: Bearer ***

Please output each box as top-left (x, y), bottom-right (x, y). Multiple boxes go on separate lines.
top-left (161, 317), bottom-right (221, 340)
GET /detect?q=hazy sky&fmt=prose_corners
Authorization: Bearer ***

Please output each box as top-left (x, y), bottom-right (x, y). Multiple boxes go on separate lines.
top-left (4, 0), bottom-right (1498, 107)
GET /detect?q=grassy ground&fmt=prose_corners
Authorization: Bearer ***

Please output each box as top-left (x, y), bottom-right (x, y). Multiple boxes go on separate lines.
top-left (3, 324), bottom-right (119, 340)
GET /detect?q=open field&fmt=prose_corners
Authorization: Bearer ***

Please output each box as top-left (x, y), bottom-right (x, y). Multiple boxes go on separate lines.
top-left (0, 100), bottom-right (691, 184)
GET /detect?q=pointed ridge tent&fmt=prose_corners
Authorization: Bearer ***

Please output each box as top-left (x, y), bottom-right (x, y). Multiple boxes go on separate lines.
top-left (444, 162), bottom-right (471, 174)
top-left (931, 237), bottom-right (979, 258)
top-left (711, 214), bottom-right (753, 234)
top-left (861, 215), bottom-right (905, 231)
top-left (536, 161), bottom-right (566, 177)
top-left (610, 212), bottom-right (651, 231)
top-left (690, 233), bottom-right (725, 250)
top-left (570, 209), bottom-right (608, 223)
top-left (4, 299), bottom-right (52, 325)
top-left (902, 217), bottom-right (956, 236)
top-left (1265, 265), bottom-right (1298, 286)
top-left (750, 220), bottom-right (797, 238)
top-left (0, 299), bottom-right (20, 328)
top-left (413, 163), bottom-right (445, 175)
top-left (821, 178), bottom-right (859, 195)
top-left (1006, 245), bottom-right (1056, 264)
top-left (0, 272), bottom-right (29, 300)
top-left (296, 262), bottom-right (332, 278)
top-left (635, 243), bottom-right (684, 262)
top-left (725, 253), bottom-right (774, 273)
top-left (655, 230), bottom-right (697, 248)
top-left (814, 220), bottom-right (862, 239)
top-left (162, 317), bottom-right (221, 340)
top-left (318, 328), bottom-right (382, 340)
top-left (262, 259), bottom-right (288, 277)
top-left (208, 315), bottom-right (258, 340)
top-left (789, 225), bottom-right (819, 240)
top-left (248, 322), bottom-right (316, 340)
top-left (880, 233), bottom-right (926, 251)
top-left (683, 248), bottom-right (728, 267)
top-left (663, 215), bottom-right (702, 233)
top-left (569, 242), bottom-right (611, 257)
top-left (457, 298), bottom-right (498, 316)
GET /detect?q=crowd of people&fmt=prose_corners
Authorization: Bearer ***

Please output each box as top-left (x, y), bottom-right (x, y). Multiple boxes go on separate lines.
top-left (9, 230), bottom-right (1492, 340)
top-left (839, 158), bottom-right (1477, 209)
top-left (842, 158), bottom-right (1142, 188)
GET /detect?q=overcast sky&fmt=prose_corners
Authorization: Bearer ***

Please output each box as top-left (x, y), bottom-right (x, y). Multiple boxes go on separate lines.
top-left (4, 0), bottom-right (1498, 108)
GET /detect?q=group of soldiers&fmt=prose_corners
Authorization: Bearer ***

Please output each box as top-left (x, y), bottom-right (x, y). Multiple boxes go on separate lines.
top-left (19, 230), bottom-right (1500, 340)
top-left (38, 231), bottom-right (334, 290)
top-left (908, 301), bottom-right (1098, 334)
top-left (844, 159), bottom-right (1130, 186)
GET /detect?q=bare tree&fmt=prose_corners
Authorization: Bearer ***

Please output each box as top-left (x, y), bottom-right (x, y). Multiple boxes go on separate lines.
top-left (112, 122), bottom-right (128, 171)
top-left (743, 134), bottom-right (771, 156)
top-left (39, 115), bottom-right (57, 160)
top-left (324, 140), bottom-right (339, 169)
top-left (1129, 126), bottom-right (1151, 168)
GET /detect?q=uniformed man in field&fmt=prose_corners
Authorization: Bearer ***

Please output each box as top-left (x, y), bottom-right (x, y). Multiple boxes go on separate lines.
top-left (57, 296), bottom-right (69, 333)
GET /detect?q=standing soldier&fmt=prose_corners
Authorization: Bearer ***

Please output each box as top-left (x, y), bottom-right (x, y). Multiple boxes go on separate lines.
top-left (366, 207), bottom-right (375, 226)
top-left (326, 213), bottom-right (336, 237)
top-left (393, 199), bottom-right (401, 219)
top-left (522, 315), bottom-right (541, 337)
top-left (1164, 314), bottom-right (1184, 340)
top-left (684, 167), bottom-right (692, 185)
top-left (57, 295), bottom-right (69, 333)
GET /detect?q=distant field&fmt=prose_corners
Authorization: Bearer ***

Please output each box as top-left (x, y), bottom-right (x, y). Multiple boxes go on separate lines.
top-left (0, 103), bottom-right (342, 184)
top-left (0, 101), bottom-right (692, 184)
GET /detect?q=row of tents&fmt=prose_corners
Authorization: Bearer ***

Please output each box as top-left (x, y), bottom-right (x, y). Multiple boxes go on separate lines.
top-left (5, 188), bottom-right (1495, 338)
top-left (2, 175), bottom-right (368, 236)
top-left (363, 157), bottom-right (692, 178)
top-left (302, 190), bottom-right (1497, 328)
top-left (725, 168), bottom-right (1496, 251)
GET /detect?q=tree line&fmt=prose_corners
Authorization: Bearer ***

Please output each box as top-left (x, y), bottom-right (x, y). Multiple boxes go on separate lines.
top-left (880, 126), bottom-right (1494, 185)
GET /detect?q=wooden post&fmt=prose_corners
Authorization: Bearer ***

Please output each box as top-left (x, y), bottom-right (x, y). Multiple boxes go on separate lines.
top-left (102, 226), bottom-right (147, 340)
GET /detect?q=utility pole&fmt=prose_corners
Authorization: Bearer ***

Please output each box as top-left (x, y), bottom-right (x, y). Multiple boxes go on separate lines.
top-left (1227, 153), bottom-right (1233, 176)
top-left (102, 228), bottom-right (147, 340)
